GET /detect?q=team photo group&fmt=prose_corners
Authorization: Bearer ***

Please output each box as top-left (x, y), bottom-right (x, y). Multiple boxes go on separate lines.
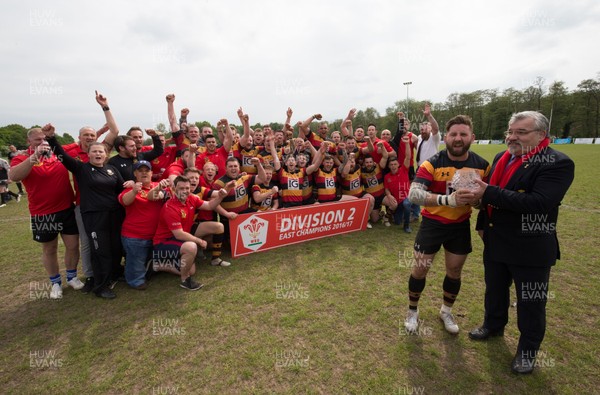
top-left (6, 91), bottom-right (574, 374)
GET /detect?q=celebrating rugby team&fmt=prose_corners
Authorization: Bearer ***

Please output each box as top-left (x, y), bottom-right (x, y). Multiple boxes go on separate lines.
top-left (8, 91), bottom-right (574, 374)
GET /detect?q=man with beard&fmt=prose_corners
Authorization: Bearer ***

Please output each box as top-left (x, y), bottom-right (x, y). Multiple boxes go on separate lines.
top-left (360, 142), bottom-right (390, 226)
top-left (234, 108), bottom-right (263, 175)
top-left (153, 176), bottom-right (229, 290)
top-left (313, 154), bottom-right (357, 204)
top-left (403, 115), bottom-right (490, 335)
top-left (108, 131), bottom-right (163, 182)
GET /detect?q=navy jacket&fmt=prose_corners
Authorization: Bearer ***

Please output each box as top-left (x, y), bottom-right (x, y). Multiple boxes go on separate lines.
top-left (476, 147), bottom-right (574, 267)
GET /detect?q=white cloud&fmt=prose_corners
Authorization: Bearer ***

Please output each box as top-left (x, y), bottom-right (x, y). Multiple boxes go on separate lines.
top-left (1, 0), bottom-right (599, 138)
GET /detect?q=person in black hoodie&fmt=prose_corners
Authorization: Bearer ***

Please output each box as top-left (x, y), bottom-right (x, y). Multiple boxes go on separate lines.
top-left (44, 123), bottom-right (129, 299)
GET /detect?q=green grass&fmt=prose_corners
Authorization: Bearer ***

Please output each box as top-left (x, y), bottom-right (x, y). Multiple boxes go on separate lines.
top-left (0, 144), bottom-right (599, 394)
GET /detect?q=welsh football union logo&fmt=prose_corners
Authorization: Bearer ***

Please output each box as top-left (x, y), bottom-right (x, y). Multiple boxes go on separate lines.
top-left (239, 215), bottom-right (268, 251)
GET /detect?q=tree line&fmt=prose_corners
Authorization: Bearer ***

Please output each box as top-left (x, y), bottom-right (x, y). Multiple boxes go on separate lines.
top-left (2, 73), bottom-right (599, 156)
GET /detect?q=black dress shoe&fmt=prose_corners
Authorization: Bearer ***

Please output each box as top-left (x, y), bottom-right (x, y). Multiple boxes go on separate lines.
top-left (95, 288), bottom-right (116, 299)
top-left (512, 353), bottom-right (535, 374)
top-left (468, 326), bottom-right (504, 340)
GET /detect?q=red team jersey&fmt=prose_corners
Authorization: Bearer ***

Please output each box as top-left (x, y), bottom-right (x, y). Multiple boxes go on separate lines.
top-left (11, 150), bottom-right (75, 215)
top-left (195, 147), bottom-right (229, 179)
top-left (384, 169), bottom-right (410, 202)
top-left (119, 183), bottom-right (164, 239)
top-left (153, 194), bottom-right (205, 245)
top-left (359, 138), bottom-right (394, 165)
top-left (150, 146), bottom-right (178, 179)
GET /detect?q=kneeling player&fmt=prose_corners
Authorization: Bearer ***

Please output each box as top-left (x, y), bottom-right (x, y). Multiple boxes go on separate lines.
top-left (152, 176), bottom-right (229, 290)
top-left (184, 167), bottom-right (237, 267)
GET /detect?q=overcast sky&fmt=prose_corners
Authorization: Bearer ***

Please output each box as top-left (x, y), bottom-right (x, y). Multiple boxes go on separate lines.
top-left (1, 0), bottom-right (599, 138)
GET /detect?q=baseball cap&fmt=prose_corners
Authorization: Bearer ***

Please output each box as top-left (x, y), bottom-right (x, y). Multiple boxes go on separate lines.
top-left (133, 160), bottom-right (152, 171)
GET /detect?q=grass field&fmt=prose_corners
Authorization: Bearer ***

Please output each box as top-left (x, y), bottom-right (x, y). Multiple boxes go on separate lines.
top-left (0, 144), bottom-right (598, 394)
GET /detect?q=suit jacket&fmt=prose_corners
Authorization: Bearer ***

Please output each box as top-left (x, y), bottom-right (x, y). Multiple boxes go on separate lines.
top-left (476, 147), bottom-right (574, 267)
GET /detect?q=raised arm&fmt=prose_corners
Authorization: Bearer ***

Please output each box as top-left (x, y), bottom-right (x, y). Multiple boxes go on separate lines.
top-left (95, 90), bottom-right (119, 151)
top-left (42, 124), bottom-right (80, 173)
top-left (166, 94), bottom-right (179, 132)
top-left (340, 153), bottom-right (355, 178)
top-left (284, 107), bottom-right (293, 130)
top-left (96, 123), bottom-right (109, 140)
top-left (360, 135), bottom-right (375, 155)
top-left (401, 136), bottom-right (411, 168)
top-left (307, 142), bottom-right (327, 175)
top-left (268, 136), bottom-right (281, 172)
top-left (141, 129), bottom-right (164, 161)
top-left (377, 141), bottom-right (389, 169)
top-left (238, 108), bottom-right (251, 147)
top-left (392, 111), bottom-right (405, 149)
top-left (299, 113), bottom-right (321, 139)
top-left (252, 157), bottom-right (267, 185)
top-left (9, 141), bottom-right (52, 182)
top-left (423, 103), bottom-right (439, 135)
top-left (221, 119), bottom-right (233, 152)
top-left (340, 108), bottom-right (356, 138)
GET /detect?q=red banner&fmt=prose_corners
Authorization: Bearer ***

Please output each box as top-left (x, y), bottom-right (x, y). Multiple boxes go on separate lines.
top-left (229, 199), bottom-right (370, 257)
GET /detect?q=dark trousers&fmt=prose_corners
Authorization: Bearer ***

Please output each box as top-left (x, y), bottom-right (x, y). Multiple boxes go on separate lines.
top-left (483, 260), bottom-right (551, 353)
top-left (82, 209), bottom-right (124, 293)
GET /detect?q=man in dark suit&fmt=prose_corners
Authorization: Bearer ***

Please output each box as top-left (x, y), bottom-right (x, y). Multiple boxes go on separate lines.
top-left (468, 111), bottom-right (575, 374)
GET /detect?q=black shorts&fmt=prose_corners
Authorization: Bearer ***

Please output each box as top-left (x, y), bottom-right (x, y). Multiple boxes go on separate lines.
top-left (152, 238), bottom-right (183, 272)
top-left (414, 216), bottom-right (472, 255)
top-left (31, 205), bottom-right (78, 243)
top-left (282, 200), bottom-right (303, 208)
top-left (302, 196), bottom-right (316, 205)
top-left (373, 195), bottom-right (384, 210)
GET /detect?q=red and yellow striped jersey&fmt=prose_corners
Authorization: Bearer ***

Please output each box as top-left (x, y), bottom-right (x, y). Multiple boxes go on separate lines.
top-left (251, 181), bottom-right (279, 211)
top-left (341, 165), bottom-right (364, 197)
top-left (415, 150), bottom-right (490, 224)
top-left (277, 167), bottom-right (305, 205)
top-left (214, 174), bottom-right (256, 213)
top-left (315, 167), bottom-right (339, 202)
top-left (231, 143), bottom-right (263, 174)
top-left (361, 164), bottom-right (385, 197)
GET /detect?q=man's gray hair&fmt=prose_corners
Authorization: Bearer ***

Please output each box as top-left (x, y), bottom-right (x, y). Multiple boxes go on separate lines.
top-left (509, 111), bottom-right (549, 132)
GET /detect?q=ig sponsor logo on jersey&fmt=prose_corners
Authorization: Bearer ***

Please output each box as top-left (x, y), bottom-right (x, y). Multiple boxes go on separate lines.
top-left (288, 179), bottom-right (300, 189)
top-left (367, 177), bottom-right (378, 188)
top-left (235, 185), bottom-right (247, 200)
